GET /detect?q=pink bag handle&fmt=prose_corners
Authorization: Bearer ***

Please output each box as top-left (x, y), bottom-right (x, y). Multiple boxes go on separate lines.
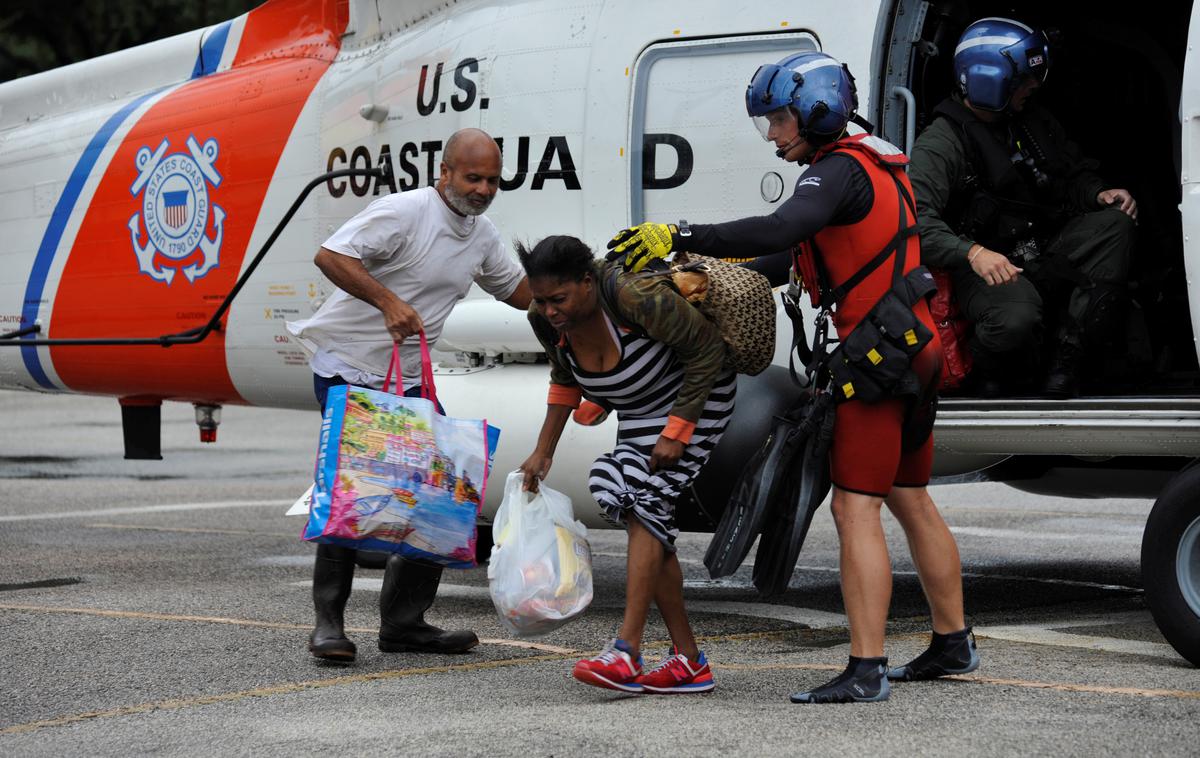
top-left (382, 331), bottom-right (440, 409)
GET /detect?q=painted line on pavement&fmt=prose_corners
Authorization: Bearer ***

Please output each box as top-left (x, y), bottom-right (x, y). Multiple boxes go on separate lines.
top-left (293, 581), bottom-right (847, 629)
top-left (955, 571), bottom-right (1141, 594)
top-left (719, 662), bottom-right (1200, 700)
top-left (689, 565), bottom-right (1141, 595)
top-left (722, 662), bottom-right (849, 672)
top-left (0, 603), bottom-right (572, 654)
top-left (593, 550), bottom-right (704, 566)
top-left (976, 620), bottom-right (1179, 660)
top-left (687, 600), bottom-right (847, 629)
top-left (944, 674), bottom-right (1200, 700)
top-left (87, 523), bottom-right (294, 538)
top-left (0, 500), bottom-right (289, 522)
top-left (1001, 610), bottom-right (1151, 629)
top-left (0, 652), bottom-right (575, 737)
top-left (938, 505), bottom-right (1148, 519)
top-left (950, 525), bottom-right (1140, 542)
top-left (1, 606), bottom-right (1192, 739)
top-left (291, 579), bottom-right (492, 599)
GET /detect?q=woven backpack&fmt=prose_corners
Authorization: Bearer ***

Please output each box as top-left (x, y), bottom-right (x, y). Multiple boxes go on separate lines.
top-left (604, 253), bottom-right (777, 375)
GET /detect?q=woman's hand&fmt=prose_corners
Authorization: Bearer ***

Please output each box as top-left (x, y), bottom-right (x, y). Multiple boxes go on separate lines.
top-left (519, 451), bottom-right (553, 492)
top-left (649, 436), bottom-right (685, 472)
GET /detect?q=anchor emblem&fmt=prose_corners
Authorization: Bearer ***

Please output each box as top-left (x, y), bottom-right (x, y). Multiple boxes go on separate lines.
top-left (127, 136), bottom-right (225, 285)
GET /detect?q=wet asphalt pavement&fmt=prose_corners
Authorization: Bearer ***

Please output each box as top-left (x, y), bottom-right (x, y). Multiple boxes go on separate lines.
top-left (0, 390), bottom-right (1196, 756)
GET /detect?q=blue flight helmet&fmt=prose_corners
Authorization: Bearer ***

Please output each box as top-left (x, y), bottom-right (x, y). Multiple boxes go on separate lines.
top-left (954, 17), bottom-right (1051, 111)
top-left (745, 51), bottom-right (858, 147)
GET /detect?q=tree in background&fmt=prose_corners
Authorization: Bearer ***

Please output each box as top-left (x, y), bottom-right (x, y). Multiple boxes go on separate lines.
top-left (1, 0), bottom-right (264, 83)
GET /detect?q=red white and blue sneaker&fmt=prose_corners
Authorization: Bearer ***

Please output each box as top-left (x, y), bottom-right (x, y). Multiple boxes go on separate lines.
top-left (636, 647), bottom-right (715, 694)
top-left (572, 639), bottom-right (643, 693)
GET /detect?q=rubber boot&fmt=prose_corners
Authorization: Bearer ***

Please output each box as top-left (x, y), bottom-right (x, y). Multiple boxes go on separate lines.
top-left (309, 544), bottom-right (357, 663)
top-left (378, 555), bottom-right (479, 654)
top-left (354, 550), bottom-right (389, 570)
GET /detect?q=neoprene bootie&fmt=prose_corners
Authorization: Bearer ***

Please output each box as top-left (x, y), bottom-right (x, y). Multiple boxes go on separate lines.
top-left (378, 555), bottom-right (479, 654)
top-left (888, 627), bottom-right (979, 681)
top-left (790, 656), bottom-right (890, 703)
top-left (309, 543), bottom-right (357, 663)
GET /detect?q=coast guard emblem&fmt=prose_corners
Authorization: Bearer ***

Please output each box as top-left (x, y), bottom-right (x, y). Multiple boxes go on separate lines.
top-left (127, 136), bottom-right (225, 284)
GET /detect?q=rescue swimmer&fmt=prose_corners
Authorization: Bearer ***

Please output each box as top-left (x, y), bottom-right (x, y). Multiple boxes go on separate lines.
top-left (607, 52), bottom-right (978, 703)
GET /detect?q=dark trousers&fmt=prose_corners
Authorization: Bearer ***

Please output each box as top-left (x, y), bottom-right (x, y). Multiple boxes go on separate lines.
top-left (951, 207), bottom-right (1135, 370)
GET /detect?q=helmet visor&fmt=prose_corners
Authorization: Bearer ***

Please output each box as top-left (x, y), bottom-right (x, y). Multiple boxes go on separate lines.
top-left (751, 107), bottom-right (798, 142)
top-left (1002, 29), bottom-right (1051, 84)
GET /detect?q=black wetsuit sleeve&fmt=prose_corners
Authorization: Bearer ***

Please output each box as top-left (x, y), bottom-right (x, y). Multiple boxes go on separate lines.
top-left (742, 251), bottom-right (793, 287)
top-left (684, 154), bottom-right (873, 259)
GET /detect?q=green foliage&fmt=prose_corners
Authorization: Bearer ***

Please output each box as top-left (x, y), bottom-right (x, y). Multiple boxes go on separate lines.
top-left (1, 0), bottom-right (264, 83)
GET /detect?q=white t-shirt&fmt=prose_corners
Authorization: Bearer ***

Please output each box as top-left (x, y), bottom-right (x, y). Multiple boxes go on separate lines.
top-left (287, 187), bottom-right (524, 389)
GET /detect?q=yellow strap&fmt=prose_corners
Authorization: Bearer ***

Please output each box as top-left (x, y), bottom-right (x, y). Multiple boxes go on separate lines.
top-left (841, 382), bottom-right (855, 399)
top-left (867, 348), bottom-right (883, 365)
top-left (904, 329), bottom-right (918, 346)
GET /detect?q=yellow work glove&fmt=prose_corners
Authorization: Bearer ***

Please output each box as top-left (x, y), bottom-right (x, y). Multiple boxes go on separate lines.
top-left (605, 222), bottom-right (679, 272)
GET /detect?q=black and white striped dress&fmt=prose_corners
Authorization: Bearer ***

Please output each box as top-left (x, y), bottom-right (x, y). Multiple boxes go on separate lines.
top-left (566, 315), bottom-right (737, 550)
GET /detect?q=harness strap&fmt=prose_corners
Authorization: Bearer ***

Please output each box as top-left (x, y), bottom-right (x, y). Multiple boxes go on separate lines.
top-left (784, 165), bottom-right (922, 387)
top-left (820, 168), bottom-right (917, 309)
top-left (599, 266), bottom-right (648, 337)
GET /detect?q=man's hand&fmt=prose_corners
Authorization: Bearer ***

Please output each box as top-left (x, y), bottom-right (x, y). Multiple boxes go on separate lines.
top-left (649, 435), bottom-right (685, 472)
top-left (382, 299), bottom-right (424, 342)
top-left (518, 451), bottom-right (553, 493)
top-left (1097, 188), bottom-right (1138, 220)
top-left (314, 249), bottom-right (425, 341)
top-left (970, 246), bottom-right (1023, 286)
top-left (606, 223), bottom-right (679, 272)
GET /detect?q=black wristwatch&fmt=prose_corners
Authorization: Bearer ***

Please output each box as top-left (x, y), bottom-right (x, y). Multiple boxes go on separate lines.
top-left (677, 219), bottom-right (692, 238)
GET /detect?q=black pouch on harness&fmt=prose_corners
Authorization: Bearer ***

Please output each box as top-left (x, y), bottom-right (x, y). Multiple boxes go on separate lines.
top-left (825, 262), bottom-right (937, 403)
top-left (869, 288), bottom-right (934, 358)
top-left (827, 321), bottom-right (909, 403)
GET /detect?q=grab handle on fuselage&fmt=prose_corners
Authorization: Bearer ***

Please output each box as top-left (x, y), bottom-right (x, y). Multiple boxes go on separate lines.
top-left (0, 166), bottom-right (384, 347)
top-left (890, 85), bottom-right (916, 156)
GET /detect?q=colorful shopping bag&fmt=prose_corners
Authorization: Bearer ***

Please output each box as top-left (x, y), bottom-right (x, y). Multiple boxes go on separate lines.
top-left (303, 334), bottom-right (500, 568)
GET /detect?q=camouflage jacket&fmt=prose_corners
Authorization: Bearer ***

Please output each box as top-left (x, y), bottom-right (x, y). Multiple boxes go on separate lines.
top-left (527, 261), bottom-right (726, 424)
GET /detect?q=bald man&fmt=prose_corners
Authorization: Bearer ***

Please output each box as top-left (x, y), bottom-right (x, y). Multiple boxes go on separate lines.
top-left (289, 128), bottom-right (531, 663)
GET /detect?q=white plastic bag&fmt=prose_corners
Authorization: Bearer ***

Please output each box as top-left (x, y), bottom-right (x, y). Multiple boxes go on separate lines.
top-left (487, 471), bottom-right (593, 636)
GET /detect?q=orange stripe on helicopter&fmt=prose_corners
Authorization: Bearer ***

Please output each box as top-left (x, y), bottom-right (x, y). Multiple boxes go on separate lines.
top-left (46, 0), bottom-right (347, 404)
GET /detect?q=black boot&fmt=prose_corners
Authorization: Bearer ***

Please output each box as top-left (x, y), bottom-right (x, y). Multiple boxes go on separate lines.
top-left (379, 555), bottom-right (479, 654)
top-left (887, 627), bottom-right (979, 681)
top-left (966, 341), bottom-right (1006, 398)
top-left (309, 544), bottom-right (357, 663)
top-left (1043, 339), bottom-right (1083, 398)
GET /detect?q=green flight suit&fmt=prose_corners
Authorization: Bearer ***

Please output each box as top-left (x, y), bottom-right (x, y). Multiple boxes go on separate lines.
top-left (909, 101), bottom-right (1133, 376)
